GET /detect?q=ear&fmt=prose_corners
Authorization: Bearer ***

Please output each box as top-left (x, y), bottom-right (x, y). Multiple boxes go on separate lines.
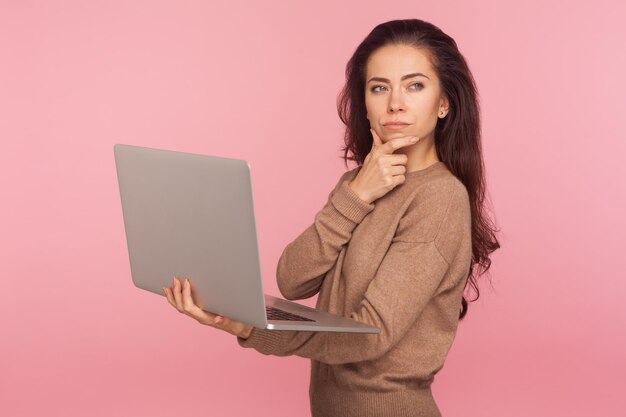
top-left (439, 95), bottom-right (450, 117)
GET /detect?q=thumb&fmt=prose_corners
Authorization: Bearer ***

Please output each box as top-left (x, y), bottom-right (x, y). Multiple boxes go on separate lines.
top-left (370, 128), bottom-right (383, 146)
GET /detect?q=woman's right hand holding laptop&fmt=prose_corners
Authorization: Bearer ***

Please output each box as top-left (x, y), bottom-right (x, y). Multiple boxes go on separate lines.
top-left (163, 277), bottom-right (254, 340)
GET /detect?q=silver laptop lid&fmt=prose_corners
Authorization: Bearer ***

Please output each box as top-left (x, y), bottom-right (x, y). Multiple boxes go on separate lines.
top-left (114, 144), bottom-right (269, 328)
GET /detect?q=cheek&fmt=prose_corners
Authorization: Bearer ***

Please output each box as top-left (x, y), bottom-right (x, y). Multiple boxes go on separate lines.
top-left (365, 97), bottom-right (384, 119)
top-left (364, 97), bottom-right (373, 115)
top-left (409, 98), bottom-right (440, 120)
top-left (408, 100), bottom-right (439, 131)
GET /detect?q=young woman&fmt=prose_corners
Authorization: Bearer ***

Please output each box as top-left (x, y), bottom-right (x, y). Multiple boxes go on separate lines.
top-left (164, 18), bottom-right (500, 417)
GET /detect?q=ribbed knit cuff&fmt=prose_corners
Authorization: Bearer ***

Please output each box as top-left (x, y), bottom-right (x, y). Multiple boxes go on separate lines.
top-left (330, 180), bottom-right (375, 225)
top-left (236, 327), bottom-right (284, 355)
top-left (311, 383), bottom-right (438, 417)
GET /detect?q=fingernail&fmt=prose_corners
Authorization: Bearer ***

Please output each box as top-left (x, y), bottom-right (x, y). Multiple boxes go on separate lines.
top-left (411, 137), bottom-right (418, 142)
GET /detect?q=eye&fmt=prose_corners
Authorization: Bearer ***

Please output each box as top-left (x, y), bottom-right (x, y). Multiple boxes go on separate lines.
top-left (369, 83), bottom-right (423, 93)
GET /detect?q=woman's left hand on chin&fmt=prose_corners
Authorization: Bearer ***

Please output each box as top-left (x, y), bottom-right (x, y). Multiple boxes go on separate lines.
top-left (163, 276), bottom-right (253, 339)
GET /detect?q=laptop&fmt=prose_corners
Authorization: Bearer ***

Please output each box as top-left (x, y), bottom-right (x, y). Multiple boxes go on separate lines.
top-left (113, 144), bottom-right (379, 333)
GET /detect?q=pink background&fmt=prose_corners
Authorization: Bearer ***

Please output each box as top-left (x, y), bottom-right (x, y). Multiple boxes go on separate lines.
top-left (2, 0), bottom-right (625, 416)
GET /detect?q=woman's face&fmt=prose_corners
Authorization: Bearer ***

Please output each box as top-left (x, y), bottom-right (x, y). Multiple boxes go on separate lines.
top-left (364, 43), bottom-right (448, 143)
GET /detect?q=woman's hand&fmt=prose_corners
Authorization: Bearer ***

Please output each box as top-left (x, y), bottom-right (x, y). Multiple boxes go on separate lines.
top-left (349, 129), bottom-right (420, 204)
top-left (163, 276), bottom-right (254, 339)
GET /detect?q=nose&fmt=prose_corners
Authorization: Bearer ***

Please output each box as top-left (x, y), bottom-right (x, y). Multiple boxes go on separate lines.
top-left (388, 89), bottom-right (405, 113)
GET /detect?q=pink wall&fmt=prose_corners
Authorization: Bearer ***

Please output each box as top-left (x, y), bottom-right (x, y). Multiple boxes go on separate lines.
top-left (2, 0), bottom-right (625, 416)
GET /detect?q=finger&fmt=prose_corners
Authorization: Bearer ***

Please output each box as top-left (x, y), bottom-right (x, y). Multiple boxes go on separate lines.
top-left (370, 128), bottom-right (384, 147)
top-left (387, 164), bottom-right (407, 176)
top-left (182, 279), bottom-right (223, 325)
top-left (172, 277), bottom-right (185, 311)
top-left (181, 278), bottom-right (203, 316)
top-left (381, 135), bottom-right (419, 155)
top-left (380, 153), bottom-right (409, 165)
top-left (163, 286), bottom-right (177, 308)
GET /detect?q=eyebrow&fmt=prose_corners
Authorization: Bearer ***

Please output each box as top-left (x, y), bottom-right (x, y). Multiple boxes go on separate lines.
top-left (367, 72), bottom-right (430, 83)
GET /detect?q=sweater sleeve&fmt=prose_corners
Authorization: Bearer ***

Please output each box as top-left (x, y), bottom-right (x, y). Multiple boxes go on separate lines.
top-left (276, 169), bottom-right (375, 300)
top-left (237, 180), bottom-right (467, 365)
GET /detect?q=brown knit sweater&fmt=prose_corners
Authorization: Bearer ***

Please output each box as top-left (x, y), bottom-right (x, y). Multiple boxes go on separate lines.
top-left (237, 161), bottom-right (473, 417)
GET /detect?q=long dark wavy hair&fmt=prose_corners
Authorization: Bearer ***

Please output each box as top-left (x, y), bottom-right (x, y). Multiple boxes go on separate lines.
top-left (336, 19), bottom-right (501, 320)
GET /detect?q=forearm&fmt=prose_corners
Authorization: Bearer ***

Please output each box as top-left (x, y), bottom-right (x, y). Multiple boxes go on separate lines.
top-left (276, 179), bottom-right (375, 300)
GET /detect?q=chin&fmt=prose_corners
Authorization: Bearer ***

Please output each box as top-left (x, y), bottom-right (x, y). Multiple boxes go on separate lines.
top-left (385, 132), bottom-right (417, 140)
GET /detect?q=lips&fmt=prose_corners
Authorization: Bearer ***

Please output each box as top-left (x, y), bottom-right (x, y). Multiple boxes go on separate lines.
top-left (383, 121), bottom-right (410, 126)
top-left (383, 122), bottom-right (411, 130)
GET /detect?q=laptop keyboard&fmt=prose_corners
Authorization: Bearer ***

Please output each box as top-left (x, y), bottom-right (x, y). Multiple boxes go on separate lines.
top-left (266, 306), bottom-right (315, 322)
